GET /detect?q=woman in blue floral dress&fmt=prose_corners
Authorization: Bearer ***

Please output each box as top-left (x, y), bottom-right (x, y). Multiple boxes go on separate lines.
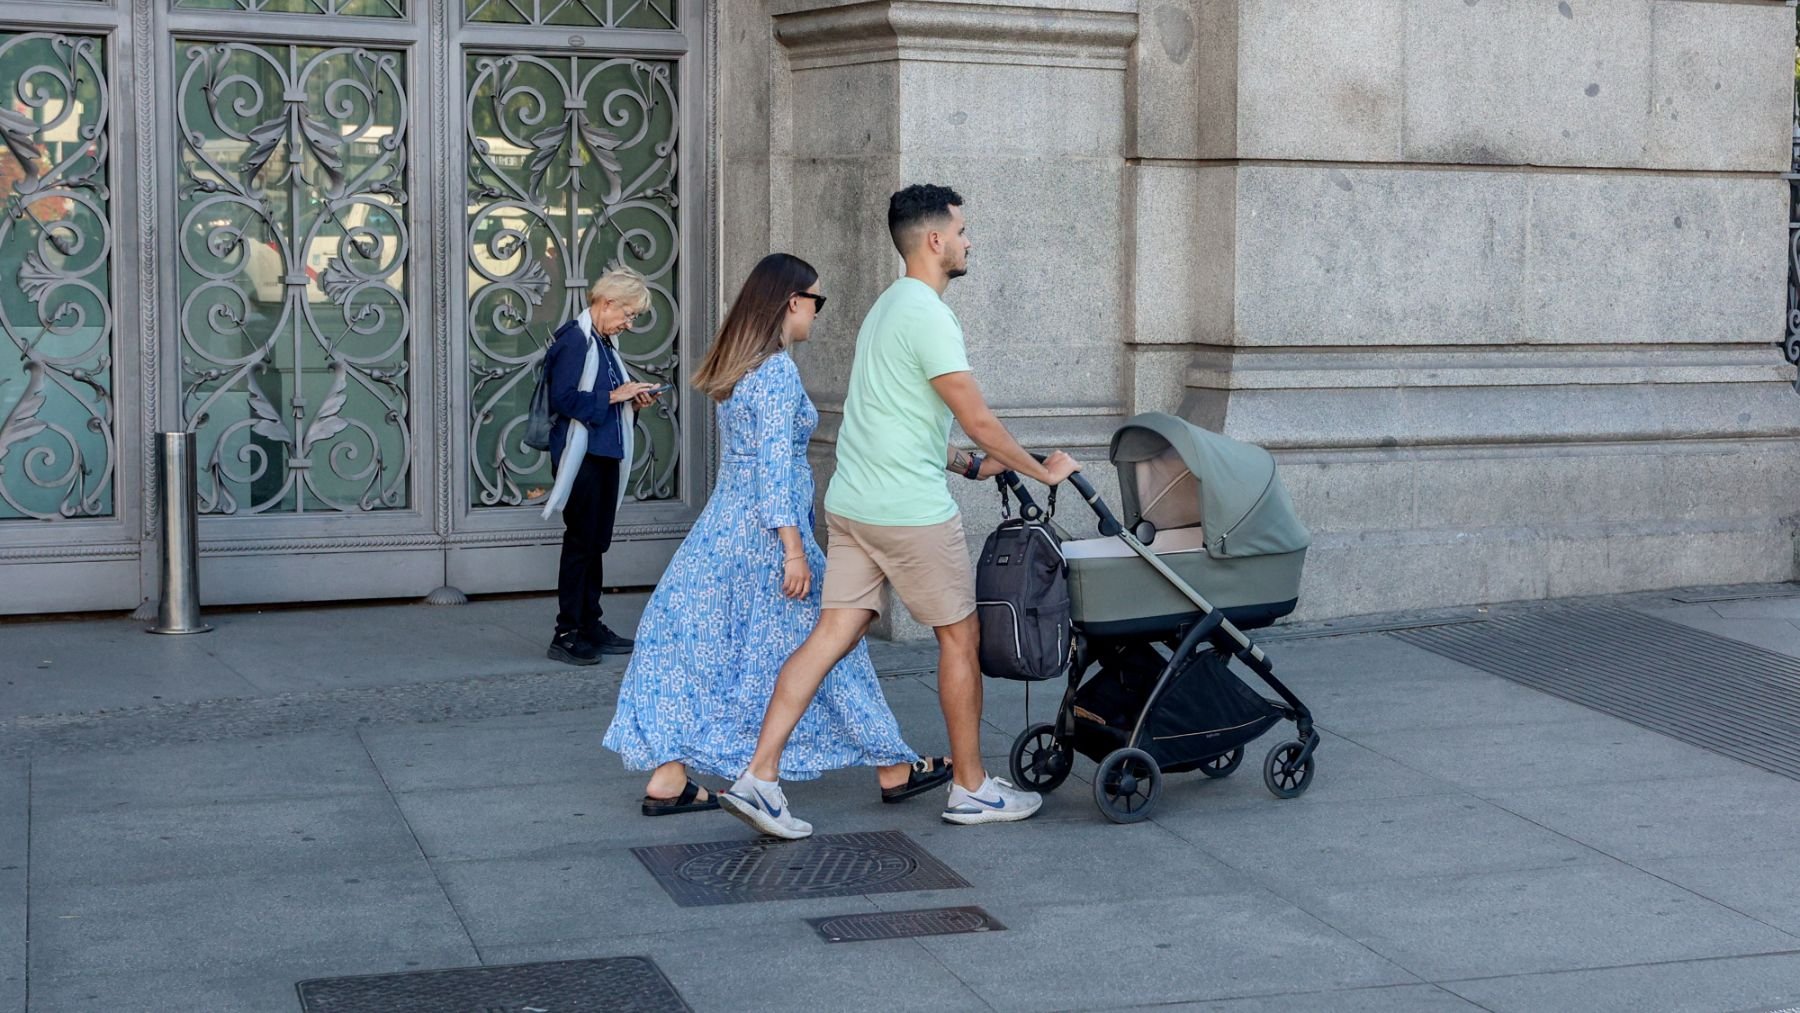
top-left (603, 254), bottom-right (951, 815)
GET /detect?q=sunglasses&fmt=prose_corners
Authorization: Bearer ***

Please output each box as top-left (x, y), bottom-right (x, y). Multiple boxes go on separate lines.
top-left (794, 292), bottom-right (826, 313)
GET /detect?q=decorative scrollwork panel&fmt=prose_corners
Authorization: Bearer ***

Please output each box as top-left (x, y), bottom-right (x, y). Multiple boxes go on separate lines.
top-left (0, 32), bottom-right (114, 522)
top-left (176, 42), bottom-right (412, 514)
top-left (175, 0), bottom-right (405, 18)
top-left (466, 53), bottom-right (680, 508)
top-left (466, 0), bottom-right (677, 30)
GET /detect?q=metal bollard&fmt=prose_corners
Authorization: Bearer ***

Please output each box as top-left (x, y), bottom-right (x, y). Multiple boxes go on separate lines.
top-left (147, 431), bottom-right (212, 635)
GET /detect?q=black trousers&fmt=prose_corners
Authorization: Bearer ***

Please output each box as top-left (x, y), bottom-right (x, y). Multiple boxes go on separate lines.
top-left (555, 454), bottom-right (621, 639)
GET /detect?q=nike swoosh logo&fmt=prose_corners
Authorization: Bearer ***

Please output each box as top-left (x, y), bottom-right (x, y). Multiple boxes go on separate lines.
top-left (754, 788), bottom-right (783, 819)
top-left (965, 795), bottom-right (1006, 809)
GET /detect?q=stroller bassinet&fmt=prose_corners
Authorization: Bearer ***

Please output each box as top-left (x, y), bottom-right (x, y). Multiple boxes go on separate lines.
top-left (1063, 413), bottom-right (1309, 636)
top-left (992, 413), bottom-right (1320, 823)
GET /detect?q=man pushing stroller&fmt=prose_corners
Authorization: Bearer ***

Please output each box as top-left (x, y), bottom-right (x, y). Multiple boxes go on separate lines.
top-left (719, 184), bottom-right (1082, 839)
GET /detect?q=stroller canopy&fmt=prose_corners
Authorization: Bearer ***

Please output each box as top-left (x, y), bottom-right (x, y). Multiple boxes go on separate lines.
top-left (1109, 413), bottom-right (1311, 560)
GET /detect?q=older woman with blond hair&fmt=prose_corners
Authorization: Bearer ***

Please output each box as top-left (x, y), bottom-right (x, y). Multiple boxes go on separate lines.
top-left (541, 265), bottom-right (662, 666)
top-left (603, 253), bottom-right (948, 816)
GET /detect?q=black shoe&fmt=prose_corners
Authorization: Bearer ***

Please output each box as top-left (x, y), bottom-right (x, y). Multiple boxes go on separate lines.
top-left (584, 623), bottom-right (635, 656)
top-left (548, 632), bottom-right (601, 667)
top-left (881, 757), bottom-right (954, 803)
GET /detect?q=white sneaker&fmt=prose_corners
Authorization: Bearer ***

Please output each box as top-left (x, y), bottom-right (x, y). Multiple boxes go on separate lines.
top-left (942, 774), bottom-right (1042, 826)
top-left (719, 774), bottom-right (813, 840)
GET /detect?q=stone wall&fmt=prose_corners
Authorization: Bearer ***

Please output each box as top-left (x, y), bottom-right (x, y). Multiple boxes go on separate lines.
top-left (1133, 0), bottom-right (1798, 616)
top-left (720, 0), bottom-right (1800, 630)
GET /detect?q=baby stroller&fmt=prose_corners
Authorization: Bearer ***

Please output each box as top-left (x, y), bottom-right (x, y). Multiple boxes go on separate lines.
top-left (993, 413), bottom-right (1318, 823)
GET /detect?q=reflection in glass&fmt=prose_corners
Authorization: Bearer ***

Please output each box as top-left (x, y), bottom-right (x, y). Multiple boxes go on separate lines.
top-left (466, 53), bottom-right (680, 508)
top-left (176, 42), bottom-right (411, 514)
top-left (0, 32), bottom-right (113, 521)
top-left (466, 0), bottom-right (676, 30)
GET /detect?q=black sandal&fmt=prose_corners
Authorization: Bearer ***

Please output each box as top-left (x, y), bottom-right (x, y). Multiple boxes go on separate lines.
top-left (641, 780), bottom-right (721, 816)
top-left (881, 757), bottom-right (953, 803)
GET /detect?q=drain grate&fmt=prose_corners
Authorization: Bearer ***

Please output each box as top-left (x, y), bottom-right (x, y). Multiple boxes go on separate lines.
top-left (1394, 606), bottom-right (1800, 779)
top-left (809, 905), bottom-right (1004, 943)
top-left (632, 830), bottom-right (969, 907)
top-left (296, 956), bottom-right (688, 1012)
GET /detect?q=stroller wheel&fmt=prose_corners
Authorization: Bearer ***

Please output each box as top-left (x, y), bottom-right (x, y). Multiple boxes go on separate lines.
top-left (1199, 747), bottom-right (1245, 779)
top-left (1094, 748), bottom-right (1162, 824)
top-left (1262, 740), bottom-right (1314, 799)
top-left (1008, 722), bottom-right (1072, 793)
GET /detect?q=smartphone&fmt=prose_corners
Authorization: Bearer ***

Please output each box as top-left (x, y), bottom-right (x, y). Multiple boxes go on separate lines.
top-left (645, 382), bottom-right (674, 397)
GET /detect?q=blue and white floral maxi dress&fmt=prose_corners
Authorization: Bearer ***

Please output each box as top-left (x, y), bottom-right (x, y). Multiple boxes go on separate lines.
top-left (603, 352), bottom-right (919, 780)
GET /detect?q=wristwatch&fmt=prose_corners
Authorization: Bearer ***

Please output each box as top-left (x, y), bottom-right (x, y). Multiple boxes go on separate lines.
top-left (962, 453), bottom-right (984, 480)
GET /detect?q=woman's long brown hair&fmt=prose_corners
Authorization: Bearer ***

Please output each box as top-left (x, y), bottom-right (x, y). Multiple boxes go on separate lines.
top-left (691, 253), bottom-right (818, 402)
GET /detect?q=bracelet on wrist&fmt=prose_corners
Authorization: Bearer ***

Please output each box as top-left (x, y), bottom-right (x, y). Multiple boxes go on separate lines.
top-left (961, 453), bottom-right (984, 480)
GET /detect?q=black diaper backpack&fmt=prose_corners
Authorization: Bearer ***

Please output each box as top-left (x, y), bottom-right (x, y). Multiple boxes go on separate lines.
top-left (976, 490), bottom-right (1073, 682)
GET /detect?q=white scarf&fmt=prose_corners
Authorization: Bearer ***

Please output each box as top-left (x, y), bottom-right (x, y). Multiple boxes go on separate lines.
top-left (541, 306), bottom-right (635, 519)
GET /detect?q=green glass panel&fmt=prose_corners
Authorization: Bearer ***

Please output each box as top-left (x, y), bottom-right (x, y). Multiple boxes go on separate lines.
top-left (467, 53), bottom-right (680, 508)
top-left (0, 33), bottom-right (113, 521)
top-left (465, 0), bottom-right (676, 30)
top-left (175, 42), bottom-right (412, 514)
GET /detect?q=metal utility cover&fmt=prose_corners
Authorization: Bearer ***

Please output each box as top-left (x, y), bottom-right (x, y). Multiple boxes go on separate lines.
top-left (809, 905), bottom-right (1005, 943)
top-left (296, 956), bottom-right (689, 1013)
top-left (632, 830), bottom-right (970, 907)
top-left (1395, 606), bottom-right (1800, 779)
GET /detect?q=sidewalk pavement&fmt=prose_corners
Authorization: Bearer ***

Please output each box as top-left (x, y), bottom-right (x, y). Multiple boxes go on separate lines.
top-left (6, 586), bottom-right (1800, 1011)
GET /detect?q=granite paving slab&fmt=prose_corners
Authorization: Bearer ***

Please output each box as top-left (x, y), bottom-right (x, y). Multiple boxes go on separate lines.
top-left (1277, 862), bottom-right (1800, 981)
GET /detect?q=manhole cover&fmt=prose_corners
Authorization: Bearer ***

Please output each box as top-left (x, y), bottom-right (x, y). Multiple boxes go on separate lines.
top-left (809, 905), bottom-right (1005, 943)
top-left (632, 830), bottom-right (969, 907)
top-left (296, 956), bottom-right (688, 1012)
top-left (1395, 606), bottom-right (1800, 779)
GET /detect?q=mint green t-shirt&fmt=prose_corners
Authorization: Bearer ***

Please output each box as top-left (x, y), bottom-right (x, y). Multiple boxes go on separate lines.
top-left (825, 278), bottom-right (971, 526)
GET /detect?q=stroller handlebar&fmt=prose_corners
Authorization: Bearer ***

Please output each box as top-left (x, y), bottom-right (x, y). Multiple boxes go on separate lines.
top-left (999, 454), bottom-right (1123, 537)
top-left (993, 468), bottom-right (1046, 522)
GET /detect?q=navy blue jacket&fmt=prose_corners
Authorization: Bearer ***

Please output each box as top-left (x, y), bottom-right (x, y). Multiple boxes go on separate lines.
top-left (545, 318), bottom-right (627, 465)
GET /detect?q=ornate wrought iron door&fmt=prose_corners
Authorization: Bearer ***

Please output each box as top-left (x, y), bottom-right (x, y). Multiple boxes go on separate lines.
top-left (465, 50), bottom-right (682, 509)
top-left (175, 41), bottom-right (414, 516)
top-left (0, 0), bottom-right (710, 613)
top-left (0, 31), bottom-right (114, 523)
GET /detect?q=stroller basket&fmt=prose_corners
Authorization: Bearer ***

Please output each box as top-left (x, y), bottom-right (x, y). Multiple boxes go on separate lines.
top-left (1068, 643), bottom-right (1282, 774)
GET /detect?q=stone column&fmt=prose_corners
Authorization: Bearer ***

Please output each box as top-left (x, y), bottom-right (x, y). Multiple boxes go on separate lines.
top-left (1132, 0), bottom-right (1798, 614)
top-left (754, 0), bottom-right (1138, 635)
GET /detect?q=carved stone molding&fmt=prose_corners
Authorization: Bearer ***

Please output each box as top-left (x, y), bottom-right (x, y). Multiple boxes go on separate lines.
top-left (432, 0), bottom-right (452, 538)
top-left (0, 541), bottom-right (139, 562)
top-left (1185, 345), bottom-right (1800, 393)
top-left (136, 0), bottom-right (159, 540)
top-left (774, 1), bottom-right (1137, 71)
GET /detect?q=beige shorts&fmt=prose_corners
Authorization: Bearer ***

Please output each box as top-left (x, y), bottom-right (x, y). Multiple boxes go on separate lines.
top-left (820, 511), bottom-right (977, 628)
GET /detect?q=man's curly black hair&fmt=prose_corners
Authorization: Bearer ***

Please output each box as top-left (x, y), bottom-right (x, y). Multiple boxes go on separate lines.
top-left (887, 183), bottom-right (963, 255)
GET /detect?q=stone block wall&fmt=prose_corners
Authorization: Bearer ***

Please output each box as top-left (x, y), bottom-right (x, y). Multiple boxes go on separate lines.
top-left (1131, 0), bottom-right (1798, 616)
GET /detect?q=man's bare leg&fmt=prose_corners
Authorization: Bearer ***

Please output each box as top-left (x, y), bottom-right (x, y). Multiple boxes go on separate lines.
top-left (745, 606), bottom-right (877, 782)
top-left (933, 613), bottom-right (987, 792)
